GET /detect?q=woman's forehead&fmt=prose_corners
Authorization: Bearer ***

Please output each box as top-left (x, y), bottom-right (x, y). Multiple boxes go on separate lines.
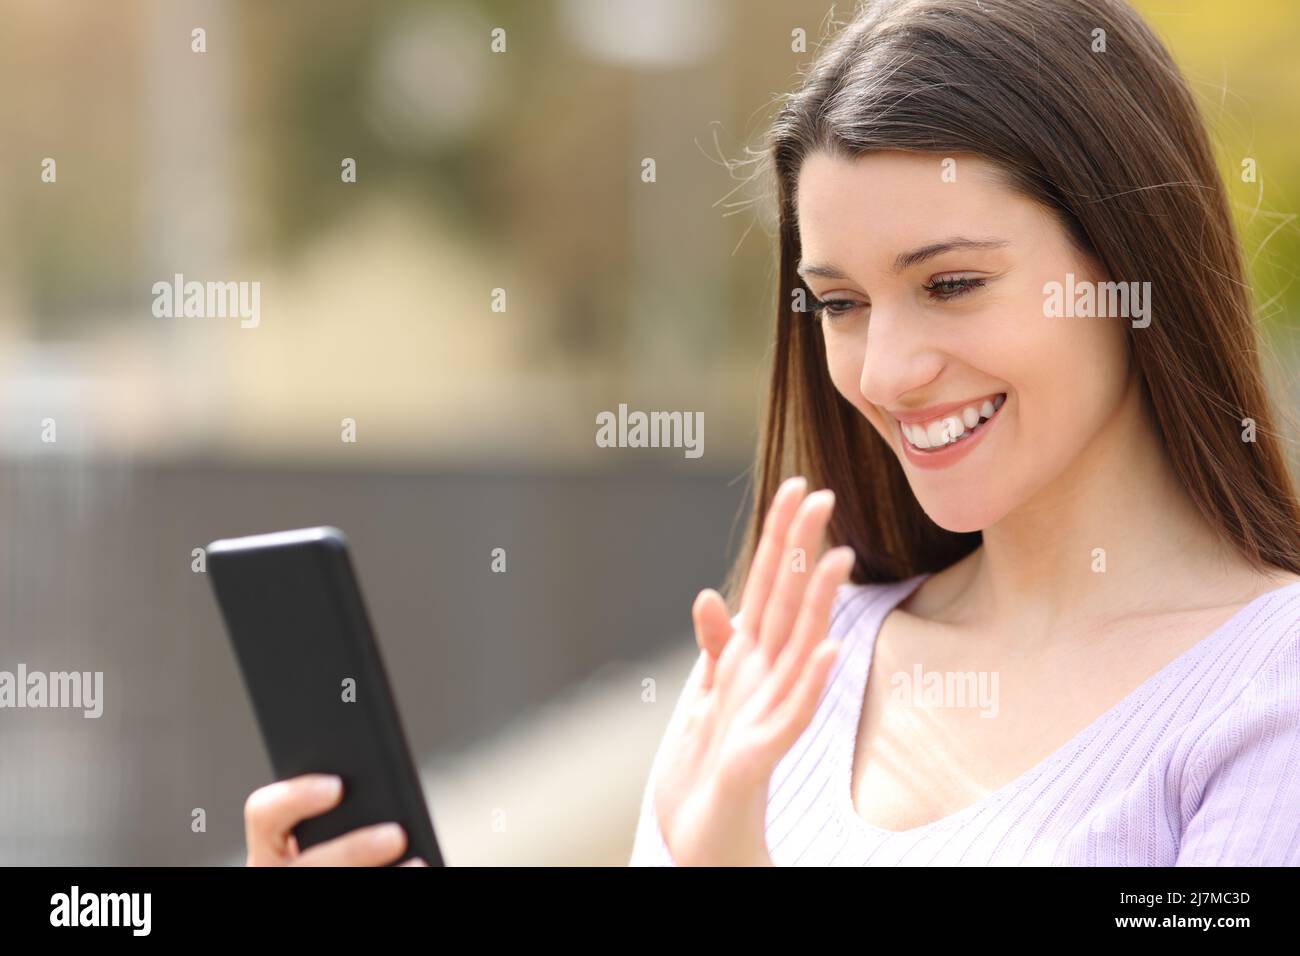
top-left (794, 152), bottom-right (1036, 264)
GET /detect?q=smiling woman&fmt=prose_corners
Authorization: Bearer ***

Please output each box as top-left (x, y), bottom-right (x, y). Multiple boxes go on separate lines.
top-left (630, 0), bottom-right (1300, 867)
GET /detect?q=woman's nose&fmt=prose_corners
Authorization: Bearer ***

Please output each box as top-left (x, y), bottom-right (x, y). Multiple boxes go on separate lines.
top-left (856, 306), bottom-right (945, 406)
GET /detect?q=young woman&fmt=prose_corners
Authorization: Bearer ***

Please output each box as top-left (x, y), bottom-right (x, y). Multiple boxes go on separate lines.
top-left (239, 0), bottom-right (1300, 867)
top-left (627, 0), bottom-right (1300, 865)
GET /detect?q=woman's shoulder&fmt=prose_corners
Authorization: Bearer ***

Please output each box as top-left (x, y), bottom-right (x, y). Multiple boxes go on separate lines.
top-left (1183, 589), bottom-right (1300, 774)
top-left (1188, 575), bottom-right (1300, 739)
top-left (1177, 601), bottom-right (1300, 863)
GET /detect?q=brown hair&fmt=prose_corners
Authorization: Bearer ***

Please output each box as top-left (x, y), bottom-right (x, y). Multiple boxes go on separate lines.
top-left (725, 0), bottom-right (1300, 601)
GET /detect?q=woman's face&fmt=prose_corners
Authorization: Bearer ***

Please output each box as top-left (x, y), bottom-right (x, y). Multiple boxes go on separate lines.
top-left (795, 150), bottom-right (1132, 533)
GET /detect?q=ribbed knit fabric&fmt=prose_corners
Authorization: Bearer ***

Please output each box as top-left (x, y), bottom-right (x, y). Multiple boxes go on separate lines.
top-left (629, 575), bottom-right (1300, 865)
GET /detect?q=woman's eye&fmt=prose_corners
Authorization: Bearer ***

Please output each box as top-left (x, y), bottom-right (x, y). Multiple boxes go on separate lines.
top-left (809, 296), bottom-right (863, 320)
top-left (922, 275), bottom-right (986, 300)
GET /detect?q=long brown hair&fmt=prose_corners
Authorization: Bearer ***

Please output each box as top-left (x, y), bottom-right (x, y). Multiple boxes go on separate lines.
top-left (725, 0), bottom-right (1300, 601)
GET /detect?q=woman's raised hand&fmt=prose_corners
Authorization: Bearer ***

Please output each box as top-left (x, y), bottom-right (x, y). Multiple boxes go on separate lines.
top-left (653, 476), bottom-right (855, 865)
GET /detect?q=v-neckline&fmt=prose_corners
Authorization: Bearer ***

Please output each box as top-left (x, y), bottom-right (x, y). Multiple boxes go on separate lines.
top-left (834, 574), bottom-right (1300, 839)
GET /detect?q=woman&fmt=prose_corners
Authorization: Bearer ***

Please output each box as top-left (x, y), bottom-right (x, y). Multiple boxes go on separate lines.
top-left (243, 0), bottom-right (1300, 866)
top-left (622, 0), bottom-right (1300, 866)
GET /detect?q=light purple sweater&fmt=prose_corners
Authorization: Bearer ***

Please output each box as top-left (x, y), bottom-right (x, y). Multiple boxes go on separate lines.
top-left (629, 575), bottom-right (1300, 865)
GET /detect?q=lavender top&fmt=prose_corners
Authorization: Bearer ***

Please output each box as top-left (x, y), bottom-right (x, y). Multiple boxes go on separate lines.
top-left (629, 575), bottom-right (1300, 865)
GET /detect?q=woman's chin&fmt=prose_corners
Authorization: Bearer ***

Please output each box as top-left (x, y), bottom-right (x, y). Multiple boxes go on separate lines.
top-left (915, 497), bottom-right (1005, 535)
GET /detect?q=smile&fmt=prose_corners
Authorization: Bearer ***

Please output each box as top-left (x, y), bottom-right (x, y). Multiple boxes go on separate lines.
top-left (891, 392), bottom-right (1006, 470)
top-left (898, 393), bottom-right (1005, 450)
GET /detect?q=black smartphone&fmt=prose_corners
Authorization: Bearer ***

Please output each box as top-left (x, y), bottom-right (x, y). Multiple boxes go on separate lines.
top-left (206, 525), bottom-right (443, 866)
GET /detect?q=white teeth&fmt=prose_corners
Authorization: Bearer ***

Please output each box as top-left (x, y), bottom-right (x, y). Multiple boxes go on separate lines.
top-left (900, 393), bottom-right (1005, 451)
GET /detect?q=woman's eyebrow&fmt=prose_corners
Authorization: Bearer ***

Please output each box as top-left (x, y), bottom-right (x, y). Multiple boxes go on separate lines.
top-left (796, 236), bottom-right (1009, 281)
top-left (892, 237), bottom-right (1009, 272)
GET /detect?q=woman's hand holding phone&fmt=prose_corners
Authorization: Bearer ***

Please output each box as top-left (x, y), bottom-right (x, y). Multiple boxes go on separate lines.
top-left (653, 476), bottom-right (855, 865)
top-left (244, 775), bottom-right (428, 866)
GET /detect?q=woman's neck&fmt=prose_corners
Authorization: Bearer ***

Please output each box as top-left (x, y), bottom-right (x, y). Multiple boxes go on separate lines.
top-left (945, 377), bottom-right (1251, 639)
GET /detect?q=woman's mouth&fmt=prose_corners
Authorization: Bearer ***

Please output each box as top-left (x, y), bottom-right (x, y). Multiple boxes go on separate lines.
top-left (893, 392), bottom-right (1006, 470)
top-left (899, 393), bottom-right (1004, 450)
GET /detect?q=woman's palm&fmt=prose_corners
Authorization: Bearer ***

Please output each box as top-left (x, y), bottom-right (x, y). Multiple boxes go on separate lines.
top-left (654, 479), bottom-right (854, 866)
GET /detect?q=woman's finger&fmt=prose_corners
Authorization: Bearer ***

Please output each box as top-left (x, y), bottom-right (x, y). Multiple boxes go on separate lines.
top-left (762, 638), bottom-right (842, 757)
top-left (738, 477), bottom-right (807, 638)
top-left (757, 489), bottom-right (836, 662)
top-left (692, 587), bottom-right (734, 691)
top-left (245, 774), bottom-right (343, 865)
top-left (767, 546), bottom-right (855, 707)
top-left (290, 822), bottom-right (409, 867)
top-left (711, 613), bottom-right (759, 704)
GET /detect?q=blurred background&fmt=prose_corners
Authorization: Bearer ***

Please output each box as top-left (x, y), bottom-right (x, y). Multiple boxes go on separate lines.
top-left (0, 0), bottom-right (1297, 865)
